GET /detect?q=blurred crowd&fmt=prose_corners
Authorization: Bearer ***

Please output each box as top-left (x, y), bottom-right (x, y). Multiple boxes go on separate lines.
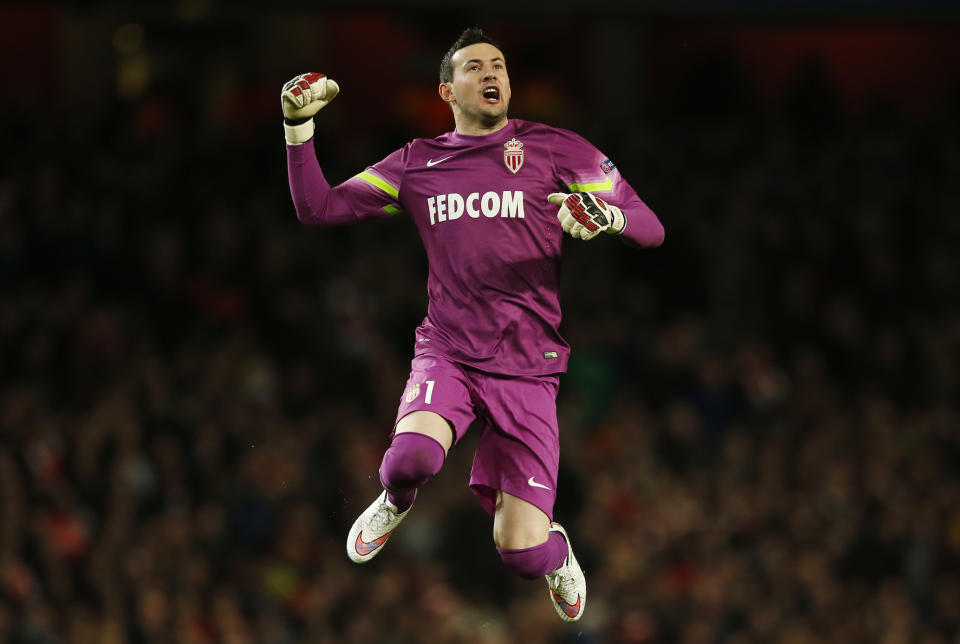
top-left (2, 20), bottom-right (960, 643)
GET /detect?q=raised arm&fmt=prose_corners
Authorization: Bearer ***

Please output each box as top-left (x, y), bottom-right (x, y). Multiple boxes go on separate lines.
top-left (285, 142), bottom-right (360, 225)
top-left (282, 73), bottom-right (402, 226)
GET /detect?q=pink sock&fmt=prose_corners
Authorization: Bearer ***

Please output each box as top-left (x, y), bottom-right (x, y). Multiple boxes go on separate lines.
top-left (497, 531), bottom-right (569, 579)
top-left (378, 432), bottom-right (446, 512)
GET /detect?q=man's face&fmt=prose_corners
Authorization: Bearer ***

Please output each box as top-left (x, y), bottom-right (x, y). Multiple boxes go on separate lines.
top-left (444, 42), bottom-right (511, 127)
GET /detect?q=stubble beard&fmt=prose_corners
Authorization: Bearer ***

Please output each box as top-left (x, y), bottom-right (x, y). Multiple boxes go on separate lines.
top-left (471, 100), bottom-right (509, 129)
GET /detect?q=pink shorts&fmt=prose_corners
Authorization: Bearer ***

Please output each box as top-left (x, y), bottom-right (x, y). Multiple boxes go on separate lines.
top-left (394, 352), bottom-right (561, 521)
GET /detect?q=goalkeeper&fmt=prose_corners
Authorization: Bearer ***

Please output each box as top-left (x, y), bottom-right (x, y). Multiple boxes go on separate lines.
top-left (282, 27), bottom-right (664, 623)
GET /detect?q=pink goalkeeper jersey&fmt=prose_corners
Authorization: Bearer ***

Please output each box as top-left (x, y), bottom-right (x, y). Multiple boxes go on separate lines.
top-left (287, 118), bottom-right (664, 376)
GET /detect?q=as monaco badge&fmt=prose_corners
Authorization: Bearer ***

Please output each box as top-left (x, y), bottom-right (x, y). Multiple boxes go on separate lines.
top-left (405, 383), bottom-right (420, 403)
top-left (503, 138), bottom-right (524, 174)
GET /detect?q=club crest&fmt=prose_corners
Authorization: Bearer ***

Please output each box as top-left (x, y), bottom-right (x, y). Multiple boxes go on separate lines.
top-left (405, 383), bottom-right (420, 403)
top-left (503, 138), bottom-right (524, 174)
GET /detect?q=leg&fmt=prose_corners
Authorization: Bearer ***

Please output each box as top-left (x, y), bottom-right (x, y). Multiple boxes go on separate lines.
top-left (395, 410), bottom-right (454, 453)
top-left (379, 411), bottom-right (452, 511)
top-left (346, 415), bottom-right (452, 565)
top-left (492, 490), bottom-right (585, 621)
top-left (464, 372), bottom-right (585, 621)
top-left (493, 490), bottom-right (550, 549)
top-left (347, 354), bottom-right (474, 564)
top-left (494, 491), bottom-right (567, 579)
top-left (493, 492), bottom-right (586, 622)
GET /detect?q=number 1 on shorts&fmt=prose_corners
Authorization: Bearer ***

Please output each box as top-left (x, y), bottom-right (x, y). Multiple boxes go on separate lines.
top-left (425, 380), bottom-right (435, 404)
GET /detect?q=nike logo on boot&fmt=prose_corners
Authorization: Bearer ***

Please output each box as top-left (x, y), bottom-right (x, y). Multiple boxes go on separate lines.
top-left (355, 531), bottom-right (392, 555)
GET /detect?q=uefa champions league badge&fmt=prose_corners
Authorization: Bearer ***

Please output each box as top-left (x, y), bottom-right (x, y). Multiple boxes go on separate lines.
top-left (504, 138), bottom-right (524, 174)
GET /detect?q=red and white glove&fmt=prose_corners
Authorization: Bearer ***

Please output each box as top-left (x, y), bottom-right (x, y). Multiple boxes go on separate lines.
top-left (281, 73), bottom-right (340, 144)
top-left (548, 192), bottom-right (625, 240)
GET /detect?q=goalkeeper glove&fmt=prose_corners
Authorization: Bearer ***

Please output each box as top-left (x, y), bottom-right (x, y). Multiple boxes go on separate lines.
top-left (547, 192), bottom-right (625, 240)
top-left (281, 73), bottom-right (340, 144)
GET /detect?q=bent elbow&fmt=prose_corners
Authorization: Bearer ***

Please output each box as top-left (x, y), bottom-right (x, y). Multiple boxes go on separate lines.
top-left (292, 197), bottom-right (322, 225)
top-left (650, 222), bottom-right (665, 247)
top-left (623, 215), bottom-right (665, 248)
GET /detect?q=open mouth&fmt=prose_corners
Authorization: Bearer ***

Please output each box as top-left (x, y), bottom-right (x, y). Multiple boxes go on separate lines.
top-left (482, 86), bottom-right (500, 103)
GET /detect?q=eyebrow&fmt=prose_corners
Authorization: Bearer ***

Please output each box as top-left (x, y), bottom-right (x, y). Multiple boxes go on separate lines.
top-left (462, 57), bottom-right (505, 67)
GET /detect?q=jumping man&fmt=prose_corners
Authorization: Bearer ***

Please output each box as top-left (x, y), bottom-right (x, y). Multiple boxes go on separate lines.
top-left (281, 27), bottom-right (664, 622)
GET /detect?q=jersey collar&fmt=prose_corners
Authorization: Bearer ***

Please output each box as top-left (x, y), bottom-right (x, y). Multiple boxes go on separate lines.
top-left (448, 119), bottom-right (517, 144)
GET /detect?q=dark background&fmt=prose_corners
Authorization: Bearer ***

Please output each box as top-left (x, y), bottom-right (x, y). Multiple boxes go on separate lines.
top-left (1, 3), bottom-right (959, 643)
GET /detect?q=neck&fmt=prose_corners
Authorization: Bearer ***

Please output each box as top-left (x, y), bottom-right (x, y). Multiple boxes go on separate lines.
top-left (454, 115), bottom-right (509, 136)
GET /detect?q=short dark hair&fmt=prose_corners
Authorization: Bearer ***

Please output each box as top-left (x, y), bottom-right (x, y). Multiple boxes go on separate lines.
top-left (439, 27), bottom-right (501, 84)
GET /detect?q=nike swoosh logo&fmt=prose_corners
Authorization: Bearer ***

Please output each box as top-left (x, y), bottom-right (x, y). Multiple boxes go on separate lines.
top-left (551, 590), bottom-right (582, 618)
top-left (527, 476), bottom-right (551, 490)
top-left (426, 156), bottom-right (454, 167)
top-left (355, 530), bottom-right (392, 556)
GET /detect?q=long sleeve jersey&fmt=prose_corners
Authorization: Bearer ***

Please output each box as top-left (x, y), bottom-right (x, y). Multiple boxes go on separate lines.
top-left (287, 118), bottom-right (664, 376)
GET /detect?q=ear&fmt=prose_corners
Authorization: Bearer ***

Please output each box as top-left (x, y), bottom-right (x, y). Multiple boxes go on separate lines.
top-left (438, 82), bottom-right (455, 104)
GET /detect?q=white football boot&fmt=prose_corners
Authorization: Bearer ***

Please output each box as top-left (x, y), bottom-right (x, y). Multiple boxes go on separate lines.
top-left (346, 490), bottom-right (414, 563)
top-left (544, 522), bottom-right (586, 622)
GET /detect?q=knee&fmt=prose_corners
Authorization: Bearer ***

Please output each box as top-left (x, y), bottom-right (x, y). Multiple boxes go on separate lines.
top-left (494, 521), bottom-right (548, 551)
top-left (497, 538), bottom-right (554, 579)
top-left (493, 497), bottom-right (550, 550)
top-left (379, 432), bottom-right (445, 491)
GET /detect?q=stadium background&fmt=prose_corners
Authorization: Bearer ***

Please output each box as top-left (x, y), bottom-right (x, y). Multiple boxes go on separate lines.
top-left (1, 2), bottom-right (959, 642)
